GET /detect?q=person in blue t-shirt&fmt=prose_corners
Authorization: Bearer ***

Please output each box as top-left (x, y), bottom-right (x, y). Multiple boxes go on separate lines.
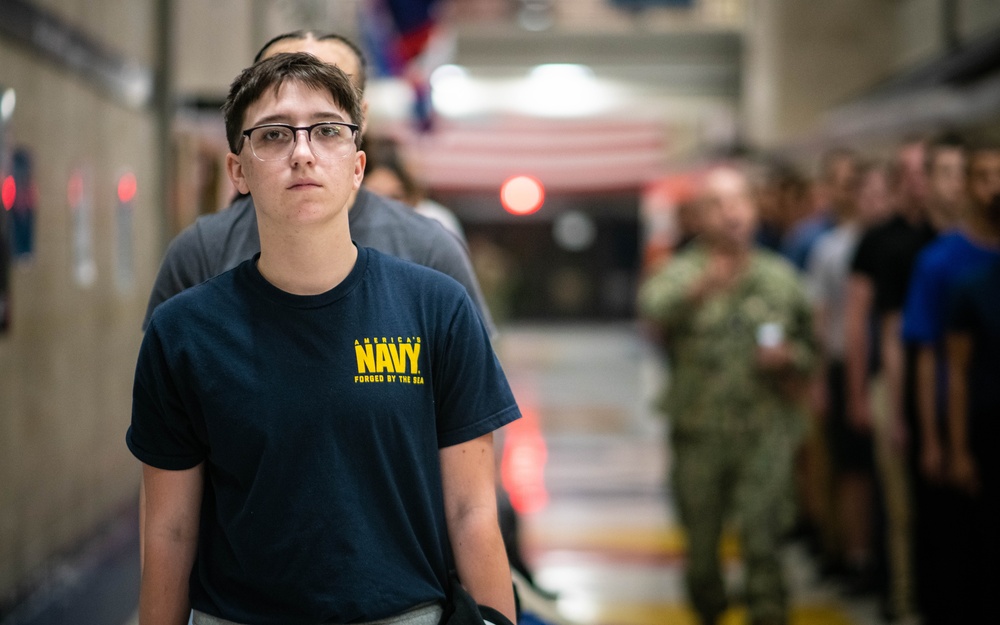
top-left (127, 54), bottom-right (519, 625)
top-left (900, 142), bottom-right (1000, 625)
top-left (902, 143), bottom-right (1000, 482)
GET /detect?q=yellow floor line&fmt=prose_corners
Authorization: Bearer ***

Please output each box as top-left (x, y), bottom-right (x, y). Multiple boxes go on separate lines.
top-left (526, 525), bottom-right (743, 559)
top-left (561, 602), bottom-right (857, 625)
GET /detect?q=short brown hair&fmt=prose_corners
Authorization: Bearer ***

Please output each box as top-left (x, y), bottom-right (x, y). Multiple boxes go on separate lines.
top-left (222, 52), bottom-right (364, 154)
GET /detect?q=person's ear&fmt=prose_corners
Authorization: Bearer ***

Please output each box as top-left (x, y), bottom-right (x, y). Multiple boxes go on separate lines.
top-left (226, 152), bottom-right (251, 195)
top-left (353, 150), bottom-right (366, 191)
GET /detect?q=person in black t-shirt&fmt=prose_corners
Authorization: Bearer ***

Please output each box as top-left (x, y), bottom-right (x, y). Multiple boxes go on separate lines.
top-left (842, 135), bottom-right (948, 619)
top-left (130, 54), bottom-right (519, 625)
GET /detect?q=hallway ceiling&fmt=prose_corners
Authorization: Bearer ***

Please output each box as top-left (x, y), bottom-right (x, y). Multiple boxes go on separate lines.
top-left (365, 0), bottom-right (744, 193)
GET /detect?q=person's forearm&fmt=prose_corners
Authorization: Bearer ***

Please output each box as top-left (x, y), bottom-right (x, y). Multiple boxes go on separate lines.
top-left (881, 314), bottom-right (904, 429)
top-left (945, 334), bottom-right (971, 459)
top-left (140, 463), bottom-right (203, 625)
top-left (139, 482), bottom-right (146, 571)
top-left (843, 277), bottom-right (872, 413)
top-left (915, 347), bottom-right (940, 452)
top-left (140, 535), bottom-right (197, 625)
top-left (449, 507), bottom-right (516, 624)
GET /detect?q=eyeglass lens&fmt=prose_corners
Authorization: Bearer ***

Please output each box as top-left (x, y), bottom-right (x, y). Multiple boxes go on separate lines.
top-left (248, 123), bottom-right (355, 161)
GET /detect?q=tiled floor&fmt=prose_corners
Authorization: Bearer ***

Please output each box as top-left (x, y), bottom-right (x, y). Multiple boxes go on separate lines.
top-left (498, 322), bottom-right (885, 625)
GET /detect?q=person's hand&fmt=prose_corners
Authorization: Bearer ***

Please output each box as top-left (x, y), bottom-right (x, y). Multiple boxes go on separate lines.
top-left (920, 437), bottom-right (945, 482)
top-left (756, 344), bottom-right (809, 400)
top-left (756, 343), bottom-right (793, 371)
top-left (949, 449), bottom-right (979, 495)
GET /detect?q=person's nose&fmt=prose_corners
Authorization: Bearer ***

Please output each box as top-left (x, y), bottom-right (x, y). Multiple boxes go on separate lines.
top-left (289, 128), bottom-right (316, 165)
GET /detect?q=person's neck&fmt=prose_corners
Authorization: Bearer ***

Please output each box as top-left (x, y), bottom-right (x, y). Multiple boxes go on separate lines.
top-left (963, 212), bottom-right (1000, 248)
top-left (925, 198), bottom-right (962, 232)
top-left (345, 186), bottom-right (360, 211)
top-left (256, 220), bottom-right (357, 295)
top-left (708, 240), bottom-right (752, 262)
top-left (897, 200), bottom-right (927, 228)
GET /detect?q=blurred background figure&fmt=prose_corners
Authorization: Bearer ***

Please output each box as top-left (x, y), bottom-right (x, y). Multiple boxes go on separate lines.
top-left (362, 134), bottom-right (466, 239)
top-left (803, 150), bottom-right (883, 599)
top-left (902, 140), bottom-right (1000, 625)
top-left (639, 165), bottom-right (816, 625)
top-left (944, 194), bottom-right (1000, 624)
top-left (842, 136), bottom-right (936, 622)
top-left (754, 161), bottom-right (811, 254)
top-left (781, 149), bottom-right (857, 270)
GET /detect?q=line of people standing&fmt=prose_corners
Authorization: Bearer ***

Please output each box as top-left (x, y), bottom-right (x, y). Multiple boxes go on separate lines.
top-left (767, 135), bottom-right (1000, 624)
top-left (639, 133), bottom-right (1000, 625)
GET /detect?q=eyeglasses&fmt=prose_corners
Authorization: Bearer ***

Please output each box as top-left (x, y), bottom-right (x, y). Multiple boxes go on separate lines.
top-left (237, 121), bottom-right (359, 161)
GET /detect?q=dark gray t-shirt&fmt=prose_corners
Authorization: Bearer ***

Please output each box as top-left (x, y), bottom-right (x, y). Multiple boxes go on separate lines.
top-left (142, 188), bottom-right (495, 335)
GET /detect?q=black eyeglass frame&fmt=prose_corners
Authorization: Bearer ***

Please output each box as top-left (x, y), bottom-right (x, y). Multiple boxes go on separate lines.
top-left (236, 121), bottom-right (360, 160)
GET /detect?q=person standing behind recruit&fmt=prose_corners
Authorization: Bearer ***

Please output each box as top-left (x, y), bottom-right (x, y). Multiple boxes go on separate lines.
top-left (142, 30), bottom-right (494, 337)
top-left (638, 166), bottom-right (817, 625)
top-left (841, 136), bottom-right (940, 621)
top-left (129, 53), bottom-right (519, 625)
top-left (362, 135), bottom-right (466, 240)
top-left (901, 141), bottom-right (1000, 625)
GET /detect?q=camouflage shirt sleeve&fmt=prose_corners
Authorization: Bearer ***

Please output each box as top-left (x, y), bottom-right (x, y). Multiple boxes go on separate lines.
top-left (637, 248), bottom-right (705, 333)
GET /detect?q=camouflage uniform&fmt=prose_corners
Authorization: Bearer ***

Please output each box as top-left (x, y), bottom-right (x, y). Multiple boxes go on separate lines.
top-left (638, 244), bottom-right (816, 625)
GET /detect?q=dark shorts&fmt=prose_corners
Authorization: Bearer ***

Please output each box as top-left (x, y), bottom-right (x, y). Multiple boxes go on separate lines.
top-left (825, 361), bottom-right (874, 474)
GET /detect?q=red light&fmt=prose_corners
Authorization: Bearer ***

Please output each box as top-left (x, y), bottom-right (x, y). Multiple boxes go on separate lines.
top-left (67, 171), bottom-right (84, 208)
top-left (500, 175), bottom-right (544, 216)
top-left (1, 176), bottom-right (15, 211)
top-left (117, 172), bottom-right (137, 203)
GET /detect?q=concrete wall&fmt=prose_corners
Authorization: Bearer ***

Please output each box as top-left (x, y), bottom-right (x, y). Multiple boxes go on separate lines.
top-left (743, 0), bottom-right (900, 148)
top-left (743, 0), bottom-right (1000, 150)
top-left (0, 0), bottom-right (161, 603)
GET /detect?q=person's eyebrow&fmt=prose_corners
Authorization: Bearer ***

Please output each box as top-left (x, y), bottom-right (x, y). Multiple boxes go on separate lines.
top-left (249, 110), bottom-right (350, 126)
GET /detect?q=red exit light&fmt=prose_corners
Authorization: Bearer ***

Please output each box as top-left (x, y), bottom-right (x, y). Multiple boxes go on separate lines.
top-left (500, 175), bottom-right (544, 216)
top-left (1, 176), bottom-right (15, 211)
top-left (117, 172), bottom-right (137, 204)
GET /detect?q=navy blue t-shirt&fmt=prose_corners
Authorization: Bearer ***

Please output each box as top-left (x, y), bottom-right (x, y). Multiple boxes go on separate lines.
top-left (127, 246), bottom-right (520, 624)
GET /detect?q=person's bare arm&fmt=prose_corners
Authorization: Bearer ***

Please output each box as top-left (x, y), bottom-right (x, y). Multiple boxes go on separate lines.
top-left (440, 433), bottom-right (515, 624)
top-left (140, 462), bottom-right (204, 625)
top-left (915, 346), bottom-right (943, 481)
top-left (879, 312), bottom-right (908, 449)
top-left (945, 332), bottom-right (978, 493)
top-left (844, 275), bottom-right (874, 431)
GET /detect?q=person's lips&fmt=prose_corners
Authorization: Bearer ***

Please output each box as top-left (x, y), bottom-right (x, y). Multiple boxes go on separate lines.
top-left (288, 178), bottom-right (321, 190)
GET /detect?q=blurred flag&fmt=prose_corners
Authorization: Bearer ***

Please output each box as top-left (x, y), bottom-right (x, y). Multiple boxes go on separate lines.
top-left (361, 0), bottom-right (450, 131)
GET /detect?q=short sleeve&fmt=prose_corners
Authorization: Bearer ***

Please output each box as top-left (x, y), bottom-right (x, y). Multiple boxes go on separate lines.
top-left (947, 273), bottom-right (980, 335)
top-left (432, 295), bottom-right (520, 448)
top-left (126, 322), bottom-right (206, 470)
top-left (804, 237), bottom-right (831, 306)
top-left (849, 228), bottom-right (877, 278)
top-left (901, 251), bottom-right (944, 344)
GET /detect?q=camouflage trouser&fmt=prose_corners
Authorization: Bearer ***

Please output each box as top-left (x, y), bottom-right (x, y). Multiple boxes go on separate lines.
top-left (671, 426), bottom-right (798, 625)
